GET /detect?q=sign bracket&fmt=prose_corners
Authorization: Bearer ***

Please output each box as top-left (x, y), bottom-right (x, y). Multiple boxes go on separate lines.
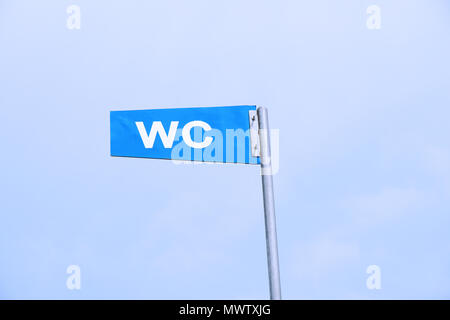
top-left (249, 110), bottom-right (260, 157)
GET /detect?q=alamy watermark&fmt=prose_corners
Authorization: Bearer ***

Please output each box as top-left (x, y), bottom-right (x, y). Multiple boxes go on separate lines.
top-left (66, 265), bottom-right (81, 290)
top-left (67, 5), bottom-right (81, 30)
top-left (135, 121), bottom-right (280, 175)
top-left (366, 265), bottom-right (381, 290)
top-left (366, 5), bottom-right (381, 30)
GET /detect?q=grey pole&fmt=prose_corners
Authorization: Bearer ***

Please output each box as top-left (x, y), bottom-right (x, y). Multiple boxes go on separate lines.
top-left (257, 106), bottom-right (282, 300)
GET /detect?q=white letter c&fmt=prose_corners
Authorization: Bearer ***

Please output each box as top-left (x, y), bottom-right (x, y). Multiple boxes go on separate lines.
top-left (182, 121), bottom-right (213, 149)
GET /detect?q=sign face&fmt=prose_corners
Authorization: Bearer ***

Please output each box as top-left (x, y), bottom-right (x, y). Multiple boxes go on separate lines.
top-left (110, 105), bottom-right (259, 164)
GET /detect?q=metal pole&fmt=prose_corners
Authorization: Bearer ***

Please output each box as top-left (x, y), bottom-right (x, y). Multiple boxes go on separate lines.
top-left (257, 106), bottom-right (282, 300)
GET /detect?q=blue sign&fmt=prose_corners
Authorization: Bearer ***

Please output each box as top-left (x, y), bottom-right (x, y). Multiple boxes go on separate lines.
top-left (110, 105), bottom-right (259, 164)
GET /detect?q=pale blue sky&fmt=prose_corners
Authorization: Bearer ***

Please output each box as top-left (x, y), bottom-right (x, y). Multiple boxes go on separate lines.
top-left (1, 0), bottom-right (450, 299)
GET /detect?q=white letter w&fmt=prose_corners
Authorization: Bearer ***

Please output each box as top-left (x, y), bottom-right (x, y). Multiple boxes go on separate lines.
top-left (135, 121), bottom-right (179, 148)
